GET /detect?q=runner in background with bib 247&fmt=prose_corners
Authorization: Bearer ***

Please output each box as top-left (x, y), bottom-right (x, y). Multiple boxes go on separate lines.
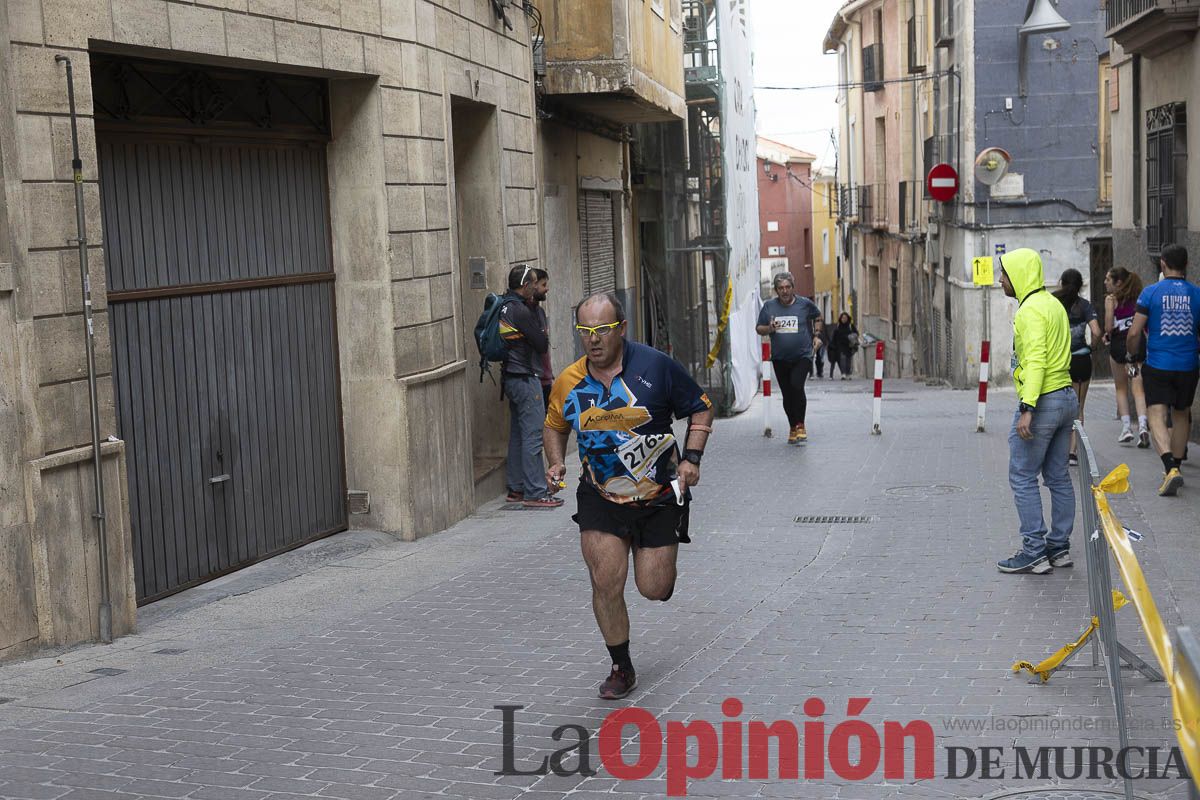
top-left (756, 272), bottom-right (824, 445)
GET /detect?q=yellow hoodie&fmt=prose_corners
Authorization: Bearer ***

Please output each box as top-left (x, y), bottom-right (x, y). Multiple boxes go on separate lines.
top-left (1001, 248), bottom-right (1071, 407)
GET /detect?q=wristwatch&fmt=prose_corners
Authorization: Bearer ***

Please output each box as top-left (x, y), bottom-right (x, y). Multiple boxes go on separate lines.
top-left (1018, 402), bottom-right (1035, 414)
top-left (683, 449), bottom-right (704, 466)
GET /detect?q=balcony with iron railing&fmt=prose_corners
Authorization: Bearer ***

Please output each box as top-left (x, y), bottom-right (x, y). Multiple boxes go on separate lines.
top-left (1106, 0), bottom-right (1200, 57)
top-left (837, 184), bottom-right (863, 221)
top-left (865, 184), bottom-right (888, 229)
top-left (683, 0), bottom-right (721, 100)
top-left (837, 184), bottom-right (889, 228)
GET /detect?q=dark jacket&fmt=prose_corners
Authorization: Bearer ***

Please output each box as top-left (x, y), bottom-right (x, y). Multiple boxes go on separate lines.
top-left (500, 291), bottom-right (548, 377)
top-left (830, 321), bottom-right (859, 357)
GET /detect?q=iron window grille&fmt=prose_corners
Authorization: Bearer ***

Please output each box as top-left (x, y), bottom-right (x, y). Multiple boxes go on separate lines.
top-left (1146, 102), bottom-right (1187, 256)
top-left (91, 53), bottom-right (331, 139)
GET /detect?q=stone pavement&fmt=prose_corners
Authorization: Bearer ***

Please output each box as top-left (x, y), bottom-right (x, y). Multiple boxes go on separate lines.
top-left (0, 377), bottom-right (1195, 800)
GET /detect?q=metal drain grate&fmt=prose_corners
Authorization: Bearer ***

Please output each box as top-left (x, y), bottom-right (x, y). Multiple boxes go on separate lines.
top-left (87, 667), bottom-right (128, 677)
top-left (154, 648), bottom-right (188, 655)
top-left (794, 514), bottom-right (875, 524)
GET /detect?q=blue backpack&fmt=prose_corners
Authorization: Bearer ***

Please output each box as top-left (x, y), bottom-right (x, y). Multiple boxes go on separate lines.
top-left (474, 293), bottom-right (517, 382)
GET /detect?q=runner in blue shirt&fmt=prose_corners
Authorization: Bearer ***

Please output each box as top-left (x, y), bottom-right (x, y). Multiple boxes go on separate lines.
top-left (1127, 243), bottom-right (1200, 496)
top-left (544, 292), bottom-right (715, 700)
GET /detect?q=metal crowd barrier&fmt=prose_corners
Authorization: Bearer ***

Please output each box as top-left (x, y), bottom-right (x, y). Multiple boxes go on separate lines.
top-left (1075, 424), bottom-right (1163, 683)
top-left (1074, 422), bottom-right (1200, 800)
top-left (1073, 423), bottom-right (1163, 800)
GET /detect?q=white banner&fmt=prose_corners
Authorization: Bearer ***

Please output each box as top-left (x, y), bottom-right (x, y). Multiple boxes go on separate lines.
top-left (719, 0), bottom-right (761, 413)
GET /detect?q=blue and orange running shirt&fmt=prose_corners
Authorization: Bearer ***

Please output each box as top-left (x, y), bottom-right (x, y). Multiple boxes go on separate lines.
top-left (546, 341), bottom-right (712, 505)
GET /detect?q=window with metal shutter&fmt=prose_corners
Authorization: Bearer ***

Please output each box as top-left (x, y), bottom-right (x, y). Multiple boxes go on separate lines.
top-left (578, 190), bottom-right (617, 295)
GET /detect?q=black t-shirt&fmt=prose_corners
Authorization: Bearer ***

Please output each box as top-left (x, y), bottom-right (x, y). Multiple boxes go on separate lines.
top-left (499, 292), bottom-right (548, 376)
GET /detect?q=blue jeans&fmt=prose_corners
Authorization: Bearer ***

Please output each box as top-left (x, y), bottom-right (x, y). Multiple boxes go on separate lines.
top-left (504, 374), bottom-right (548, 500)
top-left (1008, 388), bottom-right (1079, 557)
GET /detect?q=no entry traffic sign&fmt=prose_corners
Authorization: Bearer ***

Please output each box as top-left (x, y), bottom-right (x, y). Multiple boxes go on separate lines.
top-left (927, 163), bottom-right (959, 203)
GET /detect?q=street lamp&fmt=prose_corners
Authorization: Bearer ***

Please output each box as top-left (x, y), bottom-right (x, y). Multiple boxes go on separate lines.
top-left (1018, 0), bottom-right (1071, 97)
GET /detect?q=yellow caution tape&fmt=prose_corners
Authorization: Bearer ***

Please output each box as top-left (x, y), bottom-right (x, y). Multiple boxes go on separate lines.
top-left (705, 282), bottom-right (734, 369)
top-left (1092, 465), bottom-right (1200, 789)
top-left (1012, 591), bottom-right (1130, 683)
top-left (1098, 463), bottom-right (1130, 494)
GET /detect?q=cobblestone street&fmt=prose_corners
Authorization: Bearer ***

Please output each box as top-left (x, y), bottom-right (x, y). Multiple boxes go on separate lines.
top-left (0, 378), bottom-right (1194, 800)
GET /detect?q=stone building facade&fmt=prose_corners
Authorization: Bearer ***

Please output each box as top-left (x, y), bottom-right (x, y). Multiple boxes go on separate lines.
top-left (0, 0), bottom-right (544, 656)
top-left (827, 0), bottom-right (1111, 386)
top-left (1106, 0), bottom-right (1200, 435)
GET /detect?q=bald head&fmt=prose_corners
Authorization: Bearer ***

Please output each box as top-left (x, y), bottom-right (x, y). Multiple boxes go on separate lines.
top-left (575, 292), bottom-right (626, 326)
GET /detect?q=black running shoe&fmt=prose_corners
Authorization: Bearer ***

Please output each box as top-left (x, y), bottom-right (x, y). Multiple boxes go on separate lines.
top-left (598, 665), bottom-right (637, 700)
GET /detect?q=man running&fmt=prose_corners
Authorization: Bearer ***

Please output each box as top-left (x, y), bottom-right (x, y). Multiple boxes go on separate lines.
top-left (755, 273), bottom-right (823, 444)
top-left (544, 292), bottom-right (714, 700)
top-left (1126, 243), bottom-right (1200, 496)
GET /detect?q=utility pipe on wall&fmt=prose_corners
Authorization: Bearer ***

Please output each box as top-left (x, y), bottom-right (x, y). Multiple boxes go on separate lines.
top-left (56, 54), bottom-right (112, 644)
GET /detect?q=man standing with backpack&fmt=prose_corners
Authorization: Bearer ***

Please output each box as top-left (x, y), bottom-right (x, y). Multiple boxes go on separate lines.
top-left (499, 265), bottom-right (563, 508)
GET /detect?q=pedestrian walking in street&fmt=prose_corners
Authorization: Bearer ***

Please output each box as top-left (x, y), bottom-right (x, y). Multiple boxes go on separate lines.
top-left (829, 312), bottom-right (858, 380)
top-left (1054, 268), bottom-right (1103, 467)
top-left (1125, 243), bottom-right (1200, 497)
top-left (544, 292), bottom-right (714, 700)
top-left (529, 268), bottom-right (554, 409)
top-left (1104, 266), bottom-right (1150, 447)
top-left (500, 265), bottom-right (563, 508)
top-left (813, 319), bottom-right (828, 378)
top-left (755, 273), bottom-right (824, 443)
top-left (997, 249), bottom-right (1078, 575)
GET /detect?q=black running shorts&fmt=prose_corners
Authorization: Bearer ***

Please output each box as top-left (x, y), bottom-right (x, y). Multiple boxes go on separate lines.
top-left (1069, 353), bottom-right (1093, 384)
top-left (1142, 365), bottom-right (1200, 410)
top-left (573, 482), bottom-right (685, 549)
top-left (1109, 334), bottom-right (1129, 364)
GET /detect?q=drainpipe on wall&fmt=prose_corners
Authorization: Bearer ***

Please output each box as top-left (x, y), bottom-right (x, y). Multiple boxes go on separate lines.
top-left (56, 55), bottom-right (112, 644)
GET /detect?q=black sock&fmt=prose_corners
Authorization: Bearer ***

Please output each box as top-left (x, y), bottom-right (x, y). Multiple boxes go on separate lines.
top-left (607, 641), bottom-right (632, 671)
top-left (1162, 453), bottom-right (1178, 473)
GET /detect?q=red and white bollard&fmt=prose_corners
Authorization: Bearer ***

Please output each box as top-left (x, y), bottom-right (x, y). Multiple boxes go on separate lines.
top-left (761, 342), bottom-right (774, 438)
top-left (976, 340), bottom-right (990, 433)
top-left (871, 341), bottom-right (884, 435)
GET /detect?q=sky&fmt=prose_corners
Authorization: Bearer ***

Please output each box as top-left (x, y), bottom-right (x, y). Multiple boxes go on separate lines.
top-left (750, 0), bottom-right (845, 169)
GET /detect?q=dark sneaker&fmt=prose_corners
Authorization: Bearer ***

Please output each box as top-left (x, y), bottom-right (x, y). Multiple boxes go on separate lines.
top-left (997, 551), bottom-right (1052, 574)
top-left (1158, 468), bottom-right (1184, 497)
top-left (1047, 546), bottom-right (1073, 568)
top-left (506, 490), bottom-right (524, 502)
top-left (598, 665), bottom-right (637, 700)
top-left (523, 495), bottom-right (564, 509)
top-left (1067, 453), bottom-right (1079, 467)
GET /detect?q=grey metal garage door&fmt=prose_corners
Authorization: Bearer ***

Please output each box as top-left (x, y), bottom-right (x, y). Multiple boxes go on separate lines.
top-left (578, 189), bottom-right (617, 295)
top-left (98, 131), bottom-right (347, 602)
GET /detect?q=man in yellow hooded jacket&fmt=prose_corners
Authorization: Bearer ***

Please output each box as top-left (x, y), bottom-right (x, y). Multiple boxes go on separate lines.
top-left (997, 248), bottom-right (1078, 575)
